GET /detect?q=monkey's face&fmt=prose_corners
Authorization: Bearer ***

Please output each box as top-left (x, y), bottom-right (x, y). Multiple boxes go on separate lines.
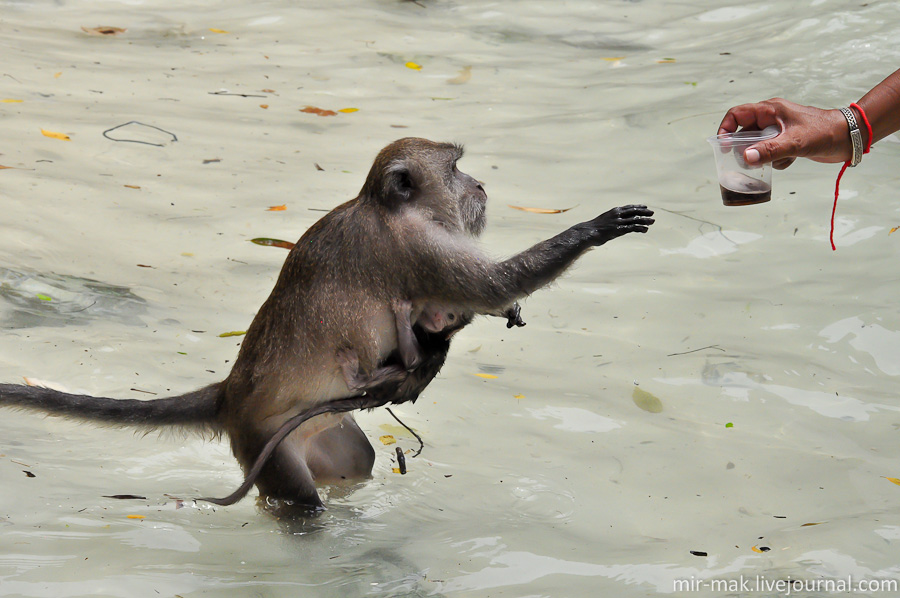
top-left (362, 138), bottom-right (488, 237)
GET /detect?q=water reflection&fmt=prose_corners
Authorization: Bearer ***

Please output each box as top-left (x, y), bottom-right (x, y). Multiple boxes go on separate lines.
top-left (0, 267), bottom-right (147, 329)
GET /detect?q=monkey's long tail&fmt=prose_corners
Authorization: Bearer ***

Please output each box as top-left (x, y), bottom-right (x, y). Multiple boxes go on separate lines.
top-left (0, 382), bottom-right (221, 428)
top-left (201, 394), bottom-right (380, 506)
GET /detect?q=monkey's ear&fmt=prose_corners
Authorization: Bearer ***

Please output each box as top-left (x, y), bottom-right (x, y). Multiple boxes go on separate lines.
top-left (382, 163), bottom-right (416, 205)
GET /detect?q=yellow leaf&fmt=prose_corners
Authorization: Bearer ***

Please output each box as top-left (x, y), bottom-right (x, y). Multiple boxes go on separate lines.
top-left (126, 515), bottom-right (145, 519)
top-left (474, 373), bottom-right (498, 379)
top-left (259, 104), bottom-right (269, 109)
top-left (883, 476), bottom-right (900, 486)
top-left (447, 65), bottom-right (472, 85)
top-left (54, 72), bottom-right (62, 78)
top-left (392, 467), bottom-right (402, 474)
top-left (657, 58), bottom-right (677, 64)
top-left (338, 107), bottom-right (359, 113)
top-left (405, 61), bottom-right (422, 71)
top-left (218, 330), bottom-right (247, 338)
top-left (209, 28), bottom-right (230, 34)
top-left (890, 226), bottom-right (899, 235)
top-left (508, 204), bottom-right (574, 214)
top-left (513, 394), bottom-right (525, 399)
top-left (601, 57), bottom-right (626, 62)
top-left (632, 386), bottom-right (663, 413)
top-left (379, 435), bottom-right (397, 446)
top-left (751, 545), bottom-right (764, 553)
top-left (0, 165), bottom-right (13, 170)
top-left (1, 99), bottom-right (23, 103)
top-left (267, 205), bottom-right (287, 211)
top-left (41, 128), bottom-right (70, 141)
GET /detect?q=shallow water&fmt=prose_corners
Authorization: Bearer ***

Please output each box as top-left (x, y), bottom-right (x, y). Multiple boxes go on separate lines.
top-left (2, 1), bottom-right (900, 596)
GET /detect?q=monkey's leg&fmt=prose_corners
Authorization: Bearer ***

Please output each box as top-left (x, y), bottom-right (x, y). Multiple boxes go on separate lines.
top-left (392, 299), bottom-right (422, 370)
top-left (489, 302), bottom-right (526, 328)
top-left (305, 413), bottom-right (375, 483)
top-left (336, 348), bottom-right (408, 393)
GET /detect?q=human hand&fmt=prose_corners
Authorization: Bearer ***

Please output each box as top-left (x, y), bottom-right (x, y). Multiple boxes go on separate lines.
top-left (717, 98), bottom-right (852, 170)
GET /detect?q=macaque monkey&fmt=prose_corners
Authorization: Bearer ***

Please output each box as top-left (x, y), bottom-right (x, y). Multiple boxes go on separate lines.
top-left (0, 138), bottom-right (654, 510)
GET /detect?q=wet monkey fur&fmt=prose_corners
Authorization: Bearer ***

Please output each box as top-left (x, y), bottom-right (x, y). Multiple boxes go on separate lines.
top-left (0, 138), bottom-right (654, 510)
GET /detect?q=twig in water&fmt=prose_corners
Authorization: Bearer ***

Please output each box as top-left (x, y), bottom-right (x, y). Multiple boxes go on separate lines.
top-left (667, 345), bottom-right (726, 357)
top-left (395, 447), bottom-right (407, 474)
top-left (386, 407), bottom-right (424, 457)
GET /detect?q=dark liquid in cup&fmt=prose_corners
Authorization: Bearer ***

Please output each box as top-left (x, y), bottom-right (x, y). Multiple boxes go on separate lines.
top-left (719, 174), bottom-right (771, 206)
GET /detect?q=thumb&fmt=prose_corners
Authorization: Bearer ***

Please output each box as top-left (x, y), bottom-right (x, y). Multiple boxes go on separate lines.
top-left (744, 137), bottom-right (790, 166)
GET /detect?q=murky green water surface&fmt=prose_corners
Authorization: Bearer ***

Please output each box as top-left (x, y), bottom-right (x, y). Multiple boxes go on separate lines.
top-left (1, 1), bottom-right (900, 596)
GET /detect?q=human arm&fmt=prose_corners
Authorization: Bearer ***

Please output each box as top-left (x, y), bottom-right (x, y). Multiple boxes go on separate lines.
top-left (717, 68), bottom-right (900, 169)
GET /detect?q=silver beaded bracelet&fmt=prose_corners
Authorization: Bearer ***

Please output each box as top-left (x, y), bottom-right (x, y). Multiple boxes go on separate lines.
top-left (839, 106), bottom-right (864, 167)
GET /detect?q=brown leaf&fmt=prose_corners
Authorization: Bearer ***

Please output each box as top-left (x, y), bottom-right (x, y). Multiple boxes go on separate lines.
top-left (300, 106), bottom-right (337, 117)
top-left (250, 238), bottom-right (295, 249)
top-left (81, 26), bottom-right (127, 36)
top-left (508, 204), bottom-right (575, 214)
top-left (447, 66), bottom-right (472, 85)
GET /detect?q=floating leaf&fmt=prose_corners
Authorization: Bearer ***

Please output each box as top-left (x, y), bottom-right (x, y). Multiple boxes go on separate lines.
top-left (657, 57), bottom-right (676, 63)
top-left (23, 377), bottom-right (68, 392)
top-left (103, 494), bottom-right (146, 500)
top-left (259, 104), bottom-right (269, 109)
top-left (209, 28), bottom-right (230, 34)
top-left (54, 72), bottom-right (62, 78)
top-left (725, 422), bottom-right (734, 428)
top-left (23, 470), bottom-right (36, 478)
top-left (124, 184), bottom-right (141, 190)
top-left (508, 204), bottom-right (574, 214)
top-left (513, 394), bottom-right (525, 400)
top-left (250, 237), bottom-right (295, 250)
top-left (126, 515), bottom-right (145, 519)
top-left (601, 56), bottom-right (626, 62)
top-left (1, 99), bottom-right (23, 103)
top-left (632, 386), bottom-right (663, 413)
top-left (41, 128), bottom-right (70, 141)
top-left (474, 373), bottom-right (498, 380)
top-left (82, 26), bottom-right (127, 36)
top-left (751, 545), bottom-right (770, 553)
top-left (379, 435), bottom-right (397, 446)
top-left (689, 550), bottom-right (707, 557)
top-left (801, 522), bottom-right (824, 527)
top-left (890, 227), bottom-right (899, 235)
top-left (261, 88), bottom-right (275, 93)
top-left (405, 61), bottom-right (422, 71)
top-left (338, 107), bottom-right (359, 113)
top-left (447, 65), bottom-right (472, 85)
top-left (0, 165), bottom-right (13, 170)
top-left (883, 476), bottom-right (900, 486)
top-left (36, 294), bottom-right (52, 302)
top-left (391, 467), bottom-right (402, 474)
top-left (266, 205), bottom-right (286, 211)
top-left (218, 330), bottom-right (246, 338)
top-left (300, 106), bottom-right (338, 117)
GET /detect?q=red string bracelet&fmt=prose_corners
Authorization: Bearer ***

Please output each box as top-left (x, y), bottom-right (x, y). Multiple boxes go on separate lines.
top-left (830, 102), bottom-right (873, 250)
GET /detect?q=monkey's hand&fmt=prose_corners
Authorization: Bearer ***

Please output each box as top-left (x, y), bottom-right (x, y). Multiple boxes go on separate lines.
top-left (503, 302), bottom-right (526, 328)
top-left (582, 204), bottom-right (654, 247)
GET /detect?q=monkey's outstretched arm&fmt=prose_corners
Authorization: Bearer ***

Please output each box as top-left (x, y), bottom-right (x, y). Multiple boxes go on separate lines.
top-left (417, 204), bottom-right (654, 311)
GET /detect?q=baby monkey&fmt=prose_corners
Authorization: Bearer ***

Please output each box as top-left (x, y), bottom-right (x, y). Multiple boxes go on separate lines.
top-left (204, 301), bottom-right (524, 506)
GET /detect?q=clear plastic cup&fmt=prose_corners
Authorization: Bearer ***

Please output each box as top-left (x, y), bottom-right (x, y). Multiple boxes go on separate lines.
top-left (707, 126), bottom-right (780, 206)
